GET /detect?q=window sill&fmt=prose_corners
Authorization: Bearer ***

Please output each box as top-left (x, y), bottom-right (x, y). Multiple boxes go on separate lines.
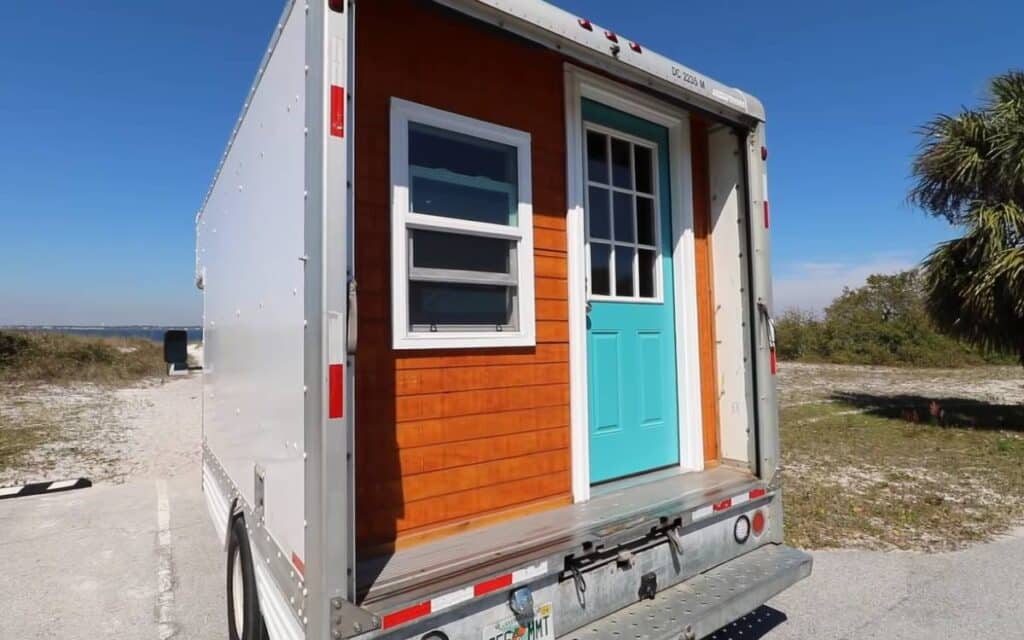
top-left (393, 332), bottom-right (537, 351)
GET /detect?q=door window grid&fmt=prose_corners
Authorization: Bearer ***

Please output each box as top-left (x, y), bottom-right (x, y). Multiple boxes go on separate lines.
top-left (583, 125), bottom-right (662, 302)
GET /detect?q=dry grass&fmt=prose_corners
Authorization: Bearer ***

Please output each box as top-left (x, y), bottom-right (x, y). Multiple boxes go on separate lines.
top-left (0, 330), bottom-right (165, 385)
top-left (780, 366), bottom-right (1024, 551)
top-left (0, 331), bottom-right (167, 483)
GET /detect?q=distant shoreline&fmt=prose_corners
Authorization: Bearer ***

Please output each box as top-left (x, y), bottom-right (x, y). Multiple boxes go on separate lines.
top-left (1, 325), bottom-right (202, 343)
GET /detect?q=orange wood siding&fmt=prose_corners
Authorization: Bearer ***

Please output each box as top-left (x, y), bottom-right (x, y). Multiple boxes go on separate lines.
top-left (354, 0), bottom-right (571, 552)
top-left (690, 118), bottom-right (721, 463)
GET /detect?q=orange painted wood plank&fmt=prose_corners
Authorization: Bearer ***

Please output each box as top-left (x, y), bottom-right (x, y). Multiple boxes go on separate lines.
top-left (385, 405), bottom-right (569, 448)
top-left (690, 117), bottom-right (721, 463)
top-left (358, 449), bottom-right (570, 503)
top-left (394, 362), bottom-right (568, 396)
top-left (393, 470), bottom-right (571, 532)
top-left (534, 227), bottom-right (566, 253)
top-left (535, 277), bottom-right (568, 301)
top-left (394, 343), bottom-right (569, 369)
top-left (396, 426), bottom-right (569, 475)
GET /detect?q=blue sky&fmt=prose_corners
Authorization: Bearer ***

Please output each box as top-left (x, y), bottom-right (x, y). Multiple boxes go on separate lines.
top-left (0, 1), bottom-right (1019, 324)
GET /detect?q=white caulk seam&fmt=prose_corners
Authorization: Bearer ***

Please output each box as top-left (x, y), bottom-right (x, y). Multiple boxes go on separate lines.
top-left (156, 479), bottom-right (177, 639)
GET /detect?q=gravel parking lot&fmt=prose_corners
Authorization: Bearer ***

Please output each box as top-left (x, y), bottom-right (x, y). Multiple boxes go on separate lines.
top-left (2, 367), bottom-right (1023, 639)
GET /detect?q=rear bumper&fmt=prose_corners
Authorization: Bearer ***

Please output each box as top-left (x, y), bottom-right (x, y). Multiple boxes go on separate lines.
top-left (562, 544), bottom-right (811, 640)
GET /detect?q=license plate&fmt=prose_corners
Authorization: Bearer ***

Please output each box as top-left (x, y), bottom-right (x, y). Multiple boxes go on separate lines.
top-left (482, 603), bottom-right (554, 640)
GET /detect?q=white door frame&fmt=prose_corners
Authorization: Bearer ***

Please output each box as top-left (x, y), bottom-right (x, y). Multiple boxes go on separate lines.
top-left (564, 65), bottom-right (705, 503)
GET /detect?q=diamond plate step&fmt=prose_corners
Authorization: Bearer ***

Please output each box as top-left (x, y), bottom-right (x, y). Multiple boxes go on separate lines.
top-left (562, 544), bottom-right (812, 640)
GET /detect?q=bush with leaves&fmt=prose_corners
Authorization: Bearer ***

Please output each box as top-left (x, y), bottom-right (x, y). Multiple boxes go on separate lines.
top-left (776, 271), bottom-right (1012, 367)
top-left (910, 70), bottom-right (1024, 363)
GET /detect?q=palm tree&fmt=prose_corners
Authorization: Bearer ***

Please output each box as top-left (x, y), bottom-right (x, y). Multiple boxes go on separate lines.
top-left (910, 70), bottom-right (1024, 363)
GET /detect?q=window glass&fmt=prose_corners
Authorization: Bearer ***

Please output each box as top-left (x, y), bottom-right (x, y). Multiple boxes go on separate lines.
top-left (411, 230), bottom-right (511, 274)
top-left (590, 243), bottom-right (611, 296)
top-left (611, 138), bottom-right (632, 189)
top-left (636, 196), bottom-right (655, 246)
top-left (588, 186), bottom-right (611, 240)
top-left (639, 249), bottom-right (657, 298)
top-left (585, 128), bottom-right (661, 300)
top-left (586, 131), bottom-right (608, 184)
top-left (409, 282), bottom-right (514, 328)
top-left (613, 191), bottom-right (634, 243)
top-left (409, 123), bottom-right (518, 225)
top-left (615, 247), bottom-right (635, 297)
top-left (634, 146), bottom-right (653, 194)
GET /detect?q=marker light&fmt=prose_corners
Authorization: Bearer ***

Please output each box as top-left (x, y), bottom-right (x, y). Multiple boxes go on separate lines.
top-left (752, 510), bottom-right (766, 537)
top-left (578, 18), bottom-right (593, 31)
top-left (734, 516), bottom-right (751, 544)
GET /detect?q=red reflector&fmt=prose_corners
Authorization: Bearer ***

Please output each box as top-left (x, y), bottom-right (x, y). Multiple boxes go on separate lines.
top-left (761, 146), bottom-right (768, 161)
top-left (763, 200), bottom-right (770, 229)
top-left (770, 348), bottom-right (778, 375)
top-left (474, 573), bottom-right (513, 597)
top-left (577, 18), bottom-right (593, 30)
top-left (291, 552), bottom-right (305, 576)
top-left (381, 601), bottom-right (431, 629)
top-left (328, 363), bottom-right (344, 418)
top-left (330, 85), bottom-right (345, 138)
top-left (752, 510), bottom-right (766, 536)
top-left (712, 498), bottom-right (732, 512)
top-left (604, 30), bottom-right (618, 42)
top-left (749, 488), bottom-right (766, 500)
top-left (629, 41), bottom-right (642, 53)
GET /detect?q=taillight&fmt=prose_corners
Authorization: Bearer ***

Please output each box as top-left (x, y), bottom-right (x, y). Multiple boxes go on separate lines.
top-left (752, 510), bottom-right (766, 537)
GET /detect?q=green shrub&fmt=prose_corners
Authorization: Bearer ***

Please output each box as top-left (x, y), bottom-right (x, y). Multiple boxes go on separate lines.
top-left (777, 271), bottom-right (1015, 367)
top-left (0, 331), bottom-right (166, 384)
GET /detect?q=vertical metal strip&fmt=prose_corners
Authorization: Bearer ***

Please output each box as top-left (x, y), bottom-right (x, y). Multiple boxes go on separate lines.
top-left (304, 0), bottom-right (354, 637)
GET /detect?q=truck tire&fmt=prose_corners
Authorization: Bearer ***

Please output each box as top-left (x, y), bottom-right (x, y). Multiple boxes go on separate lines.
top-left (227, 516), bottom-right (267, 640)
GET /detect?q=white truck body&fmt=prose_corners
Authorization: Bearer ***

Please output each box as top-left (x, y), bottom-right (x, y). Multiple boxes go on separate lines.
top-left (194, 2), bottom-right (810, 639)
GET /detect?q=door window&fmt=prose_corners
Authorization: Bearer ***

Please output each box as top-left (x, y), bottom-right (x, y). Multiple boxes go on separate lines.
top-left (584, 127), bottom-right (661, 301)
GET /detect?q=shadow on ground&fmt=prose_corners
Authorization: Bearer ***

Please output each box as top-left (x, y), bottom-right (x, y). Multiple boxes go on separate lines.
top-left (702, 606), bottom-right (788, 639)
top-left (830, 392), bottom-right (1024, 431)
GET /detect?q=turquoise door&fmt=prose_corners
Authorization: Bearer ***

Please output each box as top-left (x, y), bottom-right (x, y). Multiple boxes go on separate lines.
top-left (583, 99), bottom-right (680, 484)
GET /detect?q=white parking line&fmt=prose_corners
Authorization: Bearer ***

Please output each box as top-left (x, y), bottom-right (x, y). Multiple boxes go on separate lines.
top-left (156, 479), bottom-right (176, 639)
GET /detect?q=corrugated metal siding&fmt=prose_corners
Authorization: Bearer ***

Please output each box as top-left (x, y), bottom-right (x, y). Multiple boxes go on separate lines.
top-left (354, 0), bottom-right (571, 552)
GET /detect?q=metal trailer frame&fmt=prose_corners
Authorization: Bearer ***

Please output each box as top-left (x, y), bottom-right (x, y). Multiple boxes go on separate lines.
top-left (196, 1), bottom-right (804, 640)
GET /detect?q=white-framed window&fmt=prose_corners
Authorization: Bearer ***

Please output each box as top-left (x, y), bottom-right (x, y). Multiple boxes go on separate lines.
top-left (390, 98), bottom-right (535, 350)
top-left (583, 123), bottom-right (662, 302)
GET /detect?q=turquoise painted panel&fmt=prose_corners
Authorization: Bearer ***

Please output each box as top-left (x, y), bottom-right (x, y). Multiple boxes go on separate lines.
top-left (638, 332), bottom-right (663, 427)
top-left (584, 99), bottom-right (681, 484)
top-left (590, 332), bottom-right (622, 432)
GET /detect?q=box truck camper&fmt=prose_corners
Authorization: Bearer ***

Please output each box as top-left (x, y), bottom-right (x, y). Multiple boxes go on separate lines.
top-left (182, 1), bottom-right (812, 638)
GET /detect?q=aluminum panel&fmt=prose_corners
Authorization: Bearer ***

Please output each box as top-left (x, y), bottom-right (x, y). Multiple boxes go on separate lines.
top-left (196, 0), bottom-right (307, 567)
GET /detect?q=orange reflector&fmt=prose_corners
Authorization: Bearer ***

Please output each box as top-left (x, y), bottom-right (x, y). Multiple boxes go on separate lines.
top-left (328, 363), bottom-right (344, 418)
top-left (752, 510), bottom-right (766, 536)
top-left (330, 85), bottom-right (345, 138)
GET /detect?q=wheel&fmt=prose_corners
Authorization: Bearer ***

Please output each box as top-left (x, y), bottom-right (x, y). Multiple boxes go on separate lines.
top-left (227, 515), bottom-right (267, 640)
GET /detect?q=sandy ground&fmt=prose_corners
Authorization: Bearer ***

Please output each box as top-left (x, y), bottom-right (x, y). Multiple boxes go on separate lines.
top-left (778, 362), bottom-right (1024, 406)
top-left (0, 376), bottom-right (201, 486)
top-left (1, 363), bottom-right (1023, 638)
